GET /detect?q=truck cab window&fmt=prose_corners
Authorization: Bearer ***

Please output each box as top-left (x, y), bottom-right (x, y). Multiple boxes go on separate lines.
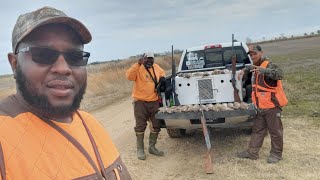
top-left (182, 50), bottom-right (205, 70)
top-left (205, 50), bottom-right (223, 68)
top-left (223, 47), bottom-right (248, 65)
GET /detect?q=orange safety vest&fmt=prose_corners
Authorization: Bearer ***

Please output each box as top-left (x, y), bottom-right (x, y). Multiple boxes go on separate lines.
top-left (0, 98), bottom-right (131, 180)
top-left (252, 61), bottom-right (288, 109)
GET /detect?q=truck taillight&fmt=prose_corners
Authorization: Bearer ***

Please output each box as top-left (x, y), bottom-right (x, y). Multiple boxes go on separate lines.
top-left (204, 44), bottom-right (222, 49)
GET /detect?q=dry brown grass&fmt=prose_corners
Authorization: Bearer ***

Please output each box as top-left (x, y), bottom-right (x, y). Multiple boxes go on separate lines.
top-left (82, 55), bottom-right (180, 111)
top-left (0, 75), bottom-right (15, 99)
top-left (81, 60), bottom-right (134, 111)
top-left (210, 117), bottom-right (320, 180)
top-left (124, 116), bottom-right (320, 180)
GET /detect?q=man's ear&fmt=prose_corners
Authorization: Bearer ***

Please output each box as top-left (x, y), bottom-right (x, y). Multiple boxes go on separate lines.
top-left (8, 53), bottom-right (18, 78)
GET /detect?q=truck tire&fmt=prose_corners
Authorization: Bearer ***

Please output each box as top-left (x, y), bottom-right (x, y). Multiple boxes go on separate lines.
top-left (166, 128), bottom-right (186, 138)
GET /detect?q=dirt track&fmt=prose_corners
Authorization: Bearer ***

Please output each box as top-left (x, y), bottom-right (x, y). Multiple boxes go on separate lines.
top-left (93, 97), bottom-right (320, 180)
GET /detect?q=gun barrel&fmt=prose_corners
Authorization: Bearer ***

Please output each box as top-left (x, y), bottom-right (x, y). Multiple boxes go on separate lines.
top-left (172, 45), bottom-right (176, 77)
top-left (231, 34), bottom-right (241, 103)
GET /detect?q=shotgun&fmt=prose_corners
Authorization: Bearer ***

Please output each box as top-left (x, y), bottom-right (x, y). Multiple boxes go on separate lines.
top-left (199, 96), bottom-right (213, 174)
top-left (200, 109), bottom-right (214, 174)
top-left (171, 45), bottom-right (180, 106)
top-left (231, 34), bottom-right (241, 103)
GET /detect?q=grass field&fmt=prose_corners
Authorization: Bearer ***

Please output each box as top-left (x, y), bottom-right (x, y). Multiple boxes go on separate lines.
top-left (261, 37), bottom-right (320, 125)
top-left (0, 36), bottom-right (319, 125)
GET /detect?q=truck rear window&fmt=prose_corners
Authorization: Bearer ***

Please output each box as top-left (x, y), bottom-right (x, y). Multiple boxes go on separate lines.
top-left (181, 46), bottom-right (250, 71)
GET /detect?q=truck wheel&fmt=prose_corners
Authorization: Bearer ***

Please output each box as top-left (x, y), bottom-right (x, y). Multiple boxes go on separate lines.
top-left (166, 128), bottom-right (186, 138)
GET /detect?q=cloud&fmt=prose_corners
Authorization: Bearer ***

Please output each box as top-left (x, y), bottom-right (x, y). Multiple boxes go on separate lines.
top-left (0, 0), bottom-right (320, 75)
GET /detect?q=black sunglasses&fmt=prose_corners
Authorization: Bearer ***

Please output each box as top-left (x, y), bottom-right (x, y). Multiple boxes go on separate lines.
top-left (16, 47), bottom-right (90, 66)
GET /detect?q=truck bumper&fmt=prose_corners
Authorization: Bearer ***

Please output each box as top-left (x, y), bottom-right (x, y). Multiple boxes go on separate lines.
top-left (156, 104), bottom-right (256, 129)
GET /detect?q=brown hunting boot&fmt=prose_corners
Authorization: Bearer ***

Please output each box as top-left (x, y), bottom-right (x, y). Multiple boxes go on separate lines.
top-left (148, 132), bottom-right (164, 156)
top-left (236, 150), bottom-right (258, 160)
top-left (136, 132), bottom-right (146, 160)
top-left (267, 154), bottom-right (282, 164)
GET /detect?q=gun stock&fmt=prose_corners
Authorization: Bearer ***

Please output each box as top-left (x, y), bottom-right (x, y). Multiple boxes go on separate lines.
top-left (199, 105), bottom-right (214, 174)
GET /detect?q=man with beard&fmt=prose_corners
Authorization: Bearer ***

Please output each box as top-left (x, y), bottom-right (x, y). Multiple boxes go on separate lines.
top-left (0, 7), bottom-right (131, 180)
top-left (126, 52), bottom-right (165, 160)
top-left (236, 45), bottom-right (288, 164)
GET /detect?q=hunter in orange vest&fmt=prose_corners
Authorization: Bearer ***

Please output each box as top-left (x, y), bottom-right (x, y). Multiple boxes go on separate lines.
top-left (237, 44), bottom-right (288, 164)
top-left (0, 6), bottom-right (131, 180)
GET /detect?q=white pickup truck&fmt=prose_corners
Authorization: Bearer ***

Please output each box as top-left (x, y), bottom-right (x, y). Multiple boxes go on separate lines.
top-left (156, 41), bottom-right (256, 138)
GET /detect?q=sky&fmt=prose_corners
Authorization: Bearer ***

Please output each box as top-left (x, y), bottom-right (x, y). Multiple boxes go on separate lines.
top-left (1, 0), bottom-right (320, 75)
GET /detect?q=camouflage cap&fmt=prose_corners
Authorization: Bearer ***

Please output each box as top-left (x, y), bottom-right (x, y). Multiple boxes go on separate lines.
top-left (247, 44), bottom-right (262, 54)
top-left (12, 6), bottom-right (92, 53)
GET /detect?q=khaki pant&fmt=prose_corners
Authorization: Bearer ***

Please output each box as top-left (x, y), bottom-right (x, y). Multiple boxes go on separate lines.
top-left (248, 107), bottom-right (283, 159)
top-left (133, 100), bottom-right (161, 133)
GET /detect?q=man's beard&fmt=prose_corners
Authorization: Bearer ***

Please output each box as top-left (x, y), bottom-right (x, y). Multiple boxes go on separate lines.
top-left (16, 65), bottom-right (86, 118)
top-left (143, 61), bottom-right (154, 68)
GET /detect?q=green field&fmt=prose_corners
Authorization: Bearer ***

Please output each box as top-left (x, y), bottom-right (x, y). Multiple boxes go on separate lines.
top-left (266, 47), bottom-right (320, 125)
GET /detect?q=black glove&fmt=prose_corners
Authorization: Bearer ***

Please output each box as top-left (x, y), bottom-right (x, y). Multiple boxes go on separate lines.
top-left (138, 58), bottom-right (144, 65)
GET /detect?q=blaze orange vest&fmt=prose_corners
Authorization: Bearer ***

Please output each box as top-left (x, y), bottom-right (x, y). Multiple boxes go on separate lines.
top-left (252, 61), bottom-right (288, 109)
top-left (0, 110), bottom-right (131, 180)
